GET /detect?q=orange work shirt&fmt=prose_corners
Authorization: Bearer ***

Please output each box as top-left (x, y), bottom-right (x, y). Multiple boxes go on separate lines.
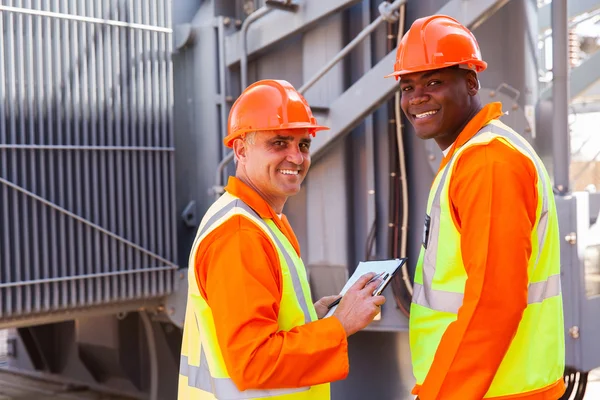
top-left (194, 176), bottom-right (349, 391)
top-left (413, 103), bottom-right (565, 400)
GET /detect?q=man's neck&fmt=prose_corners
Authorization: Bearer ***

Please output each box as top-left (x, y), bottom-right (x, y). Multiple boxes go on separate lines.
top-left (436, 103), bottom-right (483, 151)
top-left (235, 173), bottom-right (286, 214)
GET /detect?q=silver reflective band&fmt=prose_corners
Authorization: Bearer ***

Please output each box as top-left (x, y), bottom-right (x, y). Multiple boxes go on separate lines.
top-left (528, 274), bottom-right (561, 304)
top-left (412, 282), bottom-right (463, 314)
top-left (412, 274), bottom-right (561, 314)
top-left (180, 354), bottom-right (309, 399)
top-left (197, 196), bottom-right (312, 324)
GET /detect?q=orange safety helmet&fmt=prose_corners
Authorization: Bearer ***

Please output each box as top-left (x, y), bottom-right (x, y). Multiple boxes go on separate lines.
top-left (224, 79), bottom-right (329, 148)
top-left (385, 14), bottom-right (487, 80)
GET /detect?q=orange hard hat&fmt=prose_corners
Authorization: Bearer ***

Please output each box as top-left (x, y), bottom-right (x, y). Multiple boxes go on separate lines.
top-left (224, 79), bottom-right (329, 148)
top-left (385, 15), bottom-right (487, 80)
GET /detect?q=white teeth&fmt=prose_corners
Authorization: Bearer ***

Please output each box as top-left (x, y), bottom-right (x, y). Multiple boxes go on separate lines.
top-left (415, 110), bottom-right (438, 119)
top-left (280, 170), bottom-right (299, 175)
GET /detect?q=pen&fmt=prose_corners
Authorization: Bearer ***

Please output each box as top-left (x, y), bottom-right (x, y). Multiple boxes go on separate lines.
top-left (327, 272), bottom-right (385, 309)
top-left (372, 273), bottom-right (390, 296)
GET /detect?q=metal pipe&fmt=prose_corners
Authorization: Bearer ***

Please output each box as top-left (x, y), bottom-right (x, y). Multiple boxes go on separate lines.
top-left (46, 0), bottom-right (58, 309)
top-left (55, 0), bottom-right (68, 308)
top-left (14, 0), bottom-right (25, 314)
top-left (120, 0), bottom-right (134, 299)
top-left (23, 0), bottom-right (35, 313)
top-left (552, 0), bottom-right (570, 194)
top-left (142, 0), bottom-right (156, 297)
top-left (0, 0), bottom-right (9, 317)
top-left (298, 15), bottom-right (383, 95)
top-left (240, 6), bottom-right (272, 90)
top-left (165, 0), bottom-right (177, 294)
top-left (362, 0), bottom-right (376, 261)
top-left (0, 266), bottom-right (177, 290)
top-left (151, 0), bottom-right (165, 296)
top-left (132, 0), bottom-right (143, 297)
top-left (217, 17), bottom-right (228, 162)
top-left (213, 6), bottom-right (273, 199)
top-left (71, 0), bottom-right (85, 307)
top-left (90, 0), bottom-right (103, 304)
top-left (33, 0), bottom-right (44, 311)
top-left (140, 311), bottom-right (159, 400)
top-left (0, 4), bottom-right (171, 32)
top-left (298, 0), bottom-right (404, 94)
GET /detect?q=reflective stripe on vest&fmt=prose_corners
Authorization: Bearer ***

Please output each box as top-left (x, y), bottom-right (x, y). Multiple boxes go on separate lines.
top-left (413, 121), bottom-right (560, 314)
top-left (179, 353), bottom-right (308, 400)
top-left (191, 196), bottom-right (312, 323)
top-left (179, 193), bottom-right (318, 399)
top-left (180, 314), bottom-right (309, 400)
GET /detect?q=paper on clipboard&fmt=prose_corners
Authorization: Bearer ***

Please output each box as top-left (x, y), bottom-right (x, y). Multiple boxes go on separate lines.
top-left (324, 258), bottom-right (406, 318)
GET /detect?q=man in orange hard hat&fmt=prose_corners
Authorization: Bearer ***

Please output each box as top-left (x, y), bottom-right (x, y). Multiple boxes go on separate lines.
top-left (178, 79), bottom-right (386, 400)
top-left (387, 15), bottom-right (566, 400)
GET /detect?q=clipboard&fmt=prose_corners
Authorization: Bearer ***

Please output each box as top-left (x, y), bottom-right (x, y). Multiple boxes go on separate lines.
top-left (324, 258), bottom-right (407, 318)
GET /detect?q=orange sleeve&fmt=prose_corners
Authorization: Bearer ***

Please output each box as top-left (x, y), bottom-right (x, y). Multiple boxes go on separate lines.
top-left (196, 216), bottom-right (349, 391)
top-left (417, 139), bottom-right (538, 400)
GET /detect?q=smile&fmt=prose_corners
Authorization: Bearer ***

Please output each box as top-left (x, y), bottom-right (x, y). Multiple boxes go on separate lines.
top-left (279, 169), bottom-right (299, 175)
top-left (413, 110), bottom-right (438, 119)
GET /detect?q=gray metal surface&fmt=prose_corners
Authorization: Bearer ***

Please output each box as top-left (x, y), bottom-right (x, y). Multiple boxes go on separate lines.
top-left (4, 310), bottom-right (181, 399)
top-left (224, 0), bottom-right (362, 67)
top-left (0, 367), bottom-right (135, 399)
top-left (538, 0), bottom-right (600, 32)
top-left (435, 0), bottom-right (511, 30)
top-left (552, 0), bottom-right (571, 194)
top-left (540, 49), bottom-right (600, 101)
top-left (473, 0), bottom-right (539, 110)
top-left (556, 193), bottom-right (600, 373)
top-left (0, 0), bottom-right (177, 325)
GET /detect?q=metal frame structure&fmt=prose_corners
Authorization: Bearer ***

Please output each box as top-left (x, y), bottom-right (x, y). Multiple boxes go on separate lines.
top-left (539, 0), bottom-right (600, 31)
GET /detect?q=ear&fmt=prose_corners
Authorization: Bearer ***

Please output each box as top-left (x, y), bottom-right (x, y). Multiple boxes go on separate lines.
top-left (466, 71), bottom-right (479, 96)
top-left (232, 138), bottom-right (248, 165)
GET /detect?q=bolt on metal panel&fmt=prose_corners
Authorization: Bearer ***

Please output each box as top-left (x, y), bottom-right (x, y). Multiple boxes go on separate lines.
top-left (0, 0), bottom-right (177, 323)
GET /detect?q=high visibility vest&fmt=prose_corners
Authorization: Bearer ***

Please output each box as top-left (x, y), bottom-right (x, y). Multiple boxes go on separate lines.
top-left (178, 192), bottom-right (329, 400)
top-left (410, 119), bottom-right (565, 398)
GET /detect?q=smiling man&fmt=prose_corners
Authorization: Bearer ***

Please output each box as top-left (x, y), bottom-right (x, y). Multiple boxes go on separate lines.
top-left (386, 15), bottom-right (566, 400)
top-left (178, 79), bottom-right (386, 400)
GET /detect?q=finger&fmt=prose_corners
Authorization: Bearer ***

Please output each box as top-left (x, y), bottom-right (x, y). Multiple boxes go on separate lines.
top-left (372, 295), bottom-right (386, 306)
top-left (349, 272), bottom-right (377, 291)
top-left (364, 277), bottom-right (384, 292)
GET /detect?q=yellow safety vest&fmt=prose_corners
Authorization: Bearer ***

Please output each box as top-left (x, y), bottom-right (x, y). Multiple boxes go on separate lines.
top-left (178, 192), bottom-right (329, 400)
top-left (410, 119), bottom-right (565, 398)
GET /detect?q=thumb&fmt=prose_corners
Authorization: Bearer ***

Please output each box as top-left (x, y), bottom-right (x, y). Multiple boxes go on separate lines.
top-left (321, 295), bottom-right (341, 303)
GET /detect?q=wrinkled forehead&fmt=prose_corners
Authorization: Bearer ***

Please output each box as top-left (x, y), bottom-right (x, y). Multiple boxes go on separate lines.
top-left (262, 128), bottom-right (311, 140)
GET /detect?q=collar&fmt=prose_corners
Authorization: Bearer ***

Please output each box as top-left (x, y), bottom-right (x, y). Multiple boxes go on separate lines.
top-left (439, 102), bottom-right (504, 171)
top-left (224, 176), bottom-right (280, 220)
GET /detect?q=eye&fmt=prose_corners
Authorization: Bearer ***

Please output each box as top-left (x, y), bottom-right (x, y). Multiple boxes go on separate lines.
top-left (427, 80), bottom-right (441, 87)
top-left (299, 142), bottom-right (310, 152)
top-left (273, 141), bottom-right (286, 147)
top-left (401, 85), bottom-right (412, 92)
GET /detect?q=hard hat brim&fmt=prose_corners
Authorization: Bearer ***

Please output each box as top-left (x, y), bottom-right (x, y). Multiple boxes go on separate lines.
top-left (224, 124), bottom-right (329, 148)
top-left (385, 60), bottom-right (487, 80)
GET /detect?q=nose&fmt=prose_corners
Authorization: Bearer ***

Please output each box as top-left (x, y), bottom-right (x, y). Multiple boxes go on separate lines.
top-left (286, 145), bottom-right (304, 165)
top-left (408, 88), bottom-right (429, 106)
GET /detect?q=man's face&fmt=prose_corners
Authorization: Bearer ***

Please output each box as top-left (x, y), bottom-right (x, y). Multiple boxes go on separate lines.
top-left (399, 67), bottom-right (476, 145)
top-left (236, 129), bottom-right (312, 206)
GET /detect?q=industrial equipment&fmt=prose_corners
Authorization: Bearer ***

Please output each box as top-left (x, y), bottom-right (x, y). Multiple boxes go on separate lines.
top-left (1, 0), bottom-right (600, 399)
